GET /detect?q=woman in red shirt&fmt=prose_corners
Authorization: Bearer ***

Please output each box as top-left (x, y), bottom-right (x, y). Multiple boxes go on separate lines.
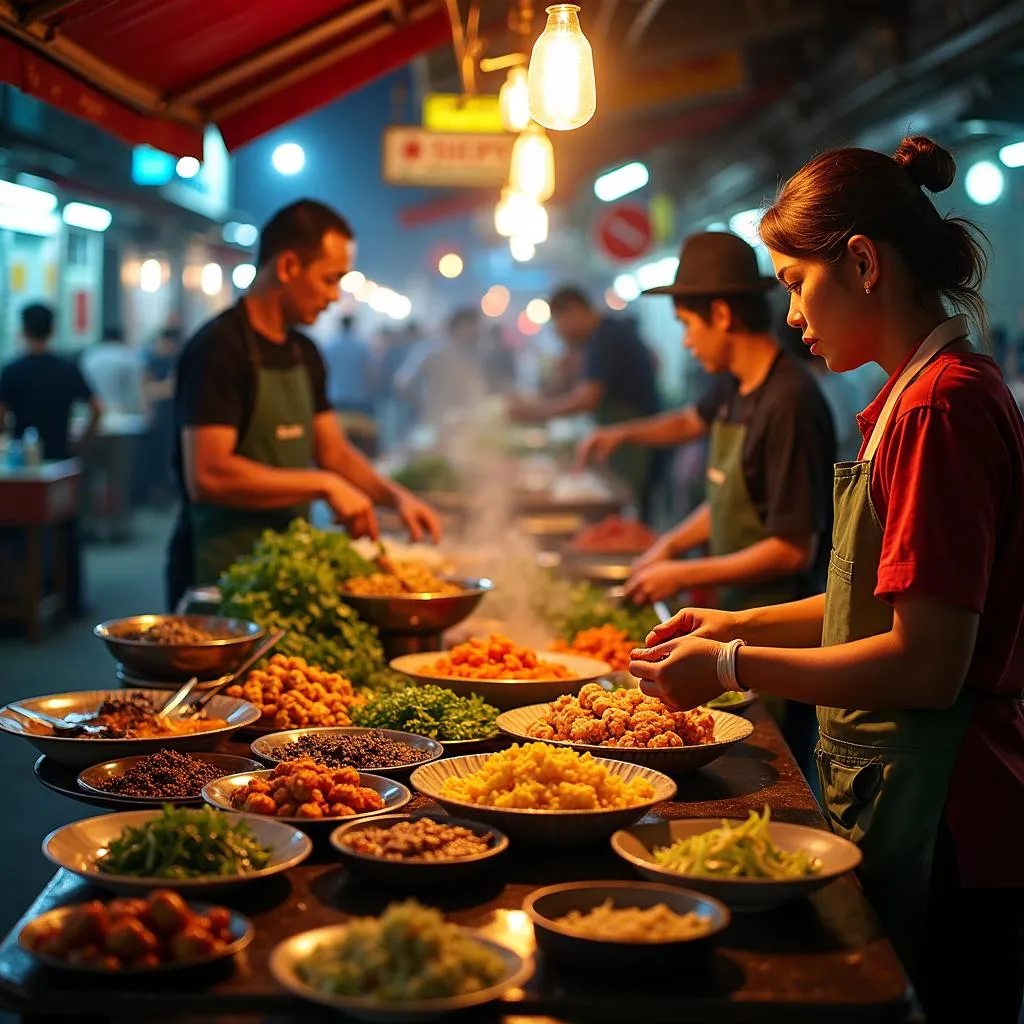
top-left (631, 135), bottom-right (1024, 1022)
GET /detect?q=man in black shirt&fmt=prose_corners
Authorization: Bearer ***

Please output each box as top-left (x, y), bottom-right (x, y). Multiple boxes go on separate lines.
top-left (167, 199), bottom-right (440, 609)
top-left (0, 303), bottom-right (102, 616)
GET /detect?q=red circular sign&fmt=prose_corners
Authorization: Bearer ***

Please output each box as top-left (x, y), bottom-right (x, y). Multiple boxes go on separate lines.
top-left (595, 204), bottom-right (652, 262)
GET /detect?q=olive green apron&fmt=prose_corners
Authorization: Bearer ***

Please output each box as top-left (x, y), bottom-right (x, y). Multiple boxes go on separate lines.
top-left (817, 314), bottom-right (977, 973)
top-left (596, 393), bottom-right (654, 511)
top-left (189, 304), bottom-right (315, 585)
top-left (705, 419), bottom-right (806, 613)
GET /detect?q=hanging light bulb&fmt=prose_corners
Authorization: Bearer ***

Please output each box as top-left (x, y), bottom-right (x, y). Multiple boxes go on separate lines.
top-left (499, 66), bottom-right (531, 133)
top-left (527, 4), bottom-right (596, 131)
top-left (520, 197), bottom-right (548, 245)
top-left (510, 235), bottom-right (536, 262)
top-left (510, 124), bottom-right (555, 202)
top-left (494, 186), bottom-right (518, 237)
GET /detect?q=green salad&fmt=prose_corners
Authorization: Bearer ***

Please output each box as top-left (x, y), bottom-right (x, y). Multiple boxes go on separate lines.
top-left (353, 685), bottom-right (498, 741)
top-left (97, 805), bottom-right (273, 879)
top-left (653, 806), bottom-right (821, 880)
top-left (296, 901), bottom-right (507, 1000)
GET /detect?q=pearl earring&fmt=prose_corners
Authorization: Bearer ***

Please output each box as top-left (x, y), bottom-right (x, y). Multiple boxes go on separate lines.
top-left (864, 283), bottom-right (872, 295)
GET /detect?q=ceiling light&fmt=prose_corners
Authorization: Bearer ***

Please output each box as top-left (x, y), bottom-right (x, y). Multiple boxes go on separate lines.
top-left (272, 142), bottom-right (305, 175)
top-left (612, 273), bottom-right (640, 302)
top-left (964, 160), bottom-right (1004, 205)
top-left (176, 156), bottom-right (201, 179)
top-left (728, 209), bottom-right (762, 246)
top-left (232, 264), bottom-right (256, 289)
top-left (499, 66), bottom-right (531, 133)
top-left (510, 124), bottom-right (555, 202)
top-left (594, 162), bottom-right (650, 202)
top-left (528, 3), bottom-right (596, 131)
top-left (341, 270), bottom-right (366, 293)
top-left (139, 259), bottom-right (163, 294)
top-left (526, 298), bottom-right (551, 325)
top-left (62, 202), bottom-right (111, 232)
top-left (438, 252), bottom-right (464, 278)
top-left (999, 141), bottom-right (1024, 168)
top-left (200, 263), bottom-right (222, 296)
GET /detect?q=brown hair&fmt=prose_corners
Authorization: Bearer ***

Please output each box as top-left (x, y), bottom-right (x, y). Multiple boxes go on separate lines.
top-left (256, 199), bottom-right (354, 268)
top-left (759, 136), bottom-right (988, 333)
top-left (674, 292), bottom-right (772, 334)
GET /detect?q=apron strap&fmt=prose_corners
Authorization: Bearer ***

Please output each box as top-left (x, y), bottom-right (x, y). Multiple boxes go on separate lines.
top-left (862, 314), bottom-right (969, 461)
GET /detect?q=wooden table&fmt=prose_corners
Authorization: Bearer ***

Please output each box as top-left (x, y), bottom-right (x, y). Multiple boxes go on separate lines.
top-left (0, 460), bottom-right (81, 640)
top-left (0, 705), bottom-right (920, 1023)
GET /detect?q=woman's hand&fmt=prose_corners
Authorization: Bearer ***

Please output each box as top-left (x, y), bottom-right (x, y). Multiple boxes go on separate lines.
top-left (628, 636), bottom-right (723, 710)
top-left (645, 606), bottom-right (744, 647)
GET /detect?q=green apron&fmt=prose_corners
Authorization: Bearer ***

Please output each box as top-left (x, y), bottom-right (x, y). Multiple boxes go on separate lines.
top-left (817, 315), bottom-right (977, 974)
top-left (597, 393), bottom-right (654, 511)
top-left (189, 304), bottom-right (315, 585)
top-left (705, 419), bottom-right (806, 613)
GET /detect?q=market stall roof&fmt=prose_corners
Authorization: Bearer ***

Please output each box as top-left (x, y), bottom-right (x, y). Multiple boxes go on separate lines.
top-left (0, 0), bottom-right (452, 157)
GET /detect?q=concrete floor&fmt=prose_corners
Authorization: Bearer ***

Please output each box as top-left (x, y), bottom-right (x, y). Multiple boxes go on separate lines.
top-left (0, 510), bottom-right (173, 940)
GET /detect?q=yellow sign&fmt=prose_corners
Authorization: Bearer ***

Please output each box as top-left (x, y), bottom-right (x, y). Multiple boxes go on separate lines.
top-left (649, 194), bottom-right (675, 244)
top-left (423, 94), bottom-right (504, 134)
top-left (10, 263), bottom-right (26, 293)
top-left (609, 51), bottom-right (745, 113)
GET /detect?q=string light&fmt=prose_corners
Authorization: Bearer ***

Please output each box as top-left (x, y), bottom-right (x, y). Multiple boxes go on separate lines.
top-left (510, 124), bottom-right (555, 202)
top-left (499, 66), bottom-right (531, 132)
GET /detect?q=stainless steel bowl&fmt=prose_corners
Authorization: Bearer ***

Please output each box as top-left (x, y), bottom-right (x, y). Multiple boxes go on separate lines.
top-left (94, 615), bottom-right (264, 681)
top-left (340, 578), bottom-right (493, 635)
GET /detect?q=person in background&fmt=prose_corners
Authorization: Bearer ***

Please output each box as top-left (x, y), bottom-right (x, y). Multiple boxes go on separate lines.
top-left (630, 136), bottom-right (1024, 1023)
top-left (508, 286), bottom-right (660, 518)
top-left (0, 303), bottom-right (102, 616)
top-left (81, 326), bottom-right (147, 542)
top-left (372, 324), bottom-right (419, 453)
top-left (167, 199), bottom-right (439, 609)
top-left (395, 309), bottom-right (488, 433)
top-left (140, 326), bottom-right (181, 506)
top-left (479, 322), bottom-right (518, 394)
top-left (322, 312), bottom-right (373, 415)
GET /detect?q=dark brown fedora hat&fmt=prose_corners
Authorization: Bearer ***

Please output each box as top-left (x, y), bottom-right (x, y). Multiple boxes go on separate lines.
top-left (642, 231), bottom-right (777, 296)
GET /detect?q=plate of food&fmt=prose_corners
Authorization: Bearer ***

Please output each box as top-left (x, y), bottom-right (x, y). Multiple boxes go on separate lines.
top-left (703, 690), bottom-right (759, 713)
top-left (523, 881), bottom-right (729, 973)
top-left (409, 742), bottom-right (676, 846)
top-left (43, 804), bottom-right (312, 895)
top-left (94, 614), bottom-right (263, 681)
top-left (269, 900), bottom-right (532, 1022)
top-left (222, 654), bottom-right (366, 736)
top-left (19, 889), bottom-right (254, 973)
top-left (611, 807), bottom-right (863, 911)
top-left (201, 761), bottom-right (410, 837)
top-left (495, 684), bottom-right (753, 774)
top-left (250, 727), bottom-right (443, 777)
top-left (0, 689), bottom-right (261, 768)
top-left (330, 813), bottom-right (509, 887)
top-left (566, 515), bottom-right (660, 557)
top-left (351, 685), bottom-right (502, 752)
top-left (77, 749), bottom-right (264, 806)
top-left (391, 634), bottom-right (610, 711)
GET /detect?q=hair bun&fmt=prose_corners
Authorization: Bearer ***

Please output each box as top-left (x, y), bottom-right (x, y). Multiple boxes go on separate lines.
top-left (894, 135), bottom-right (956, 193)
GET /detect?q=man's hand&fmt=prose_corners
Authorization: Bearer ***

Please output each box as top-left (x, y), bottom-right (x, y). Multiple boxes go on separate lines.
top-left (632, 536), bottom-right (674, 572)
top-left (628, 635), bottom-right (723, 710)
top-left (624, 560), bottom-right (689, 605)
top-left (394, 490), bottom-right (442, 543)
top-left (324, 477), bottom-right (379, 540)
top-left (507, 393), bottom-right (539, 423)
top-left (576, 425), bottom-right (627, 469)
top-left (645, 606), bottom-right (743, 647)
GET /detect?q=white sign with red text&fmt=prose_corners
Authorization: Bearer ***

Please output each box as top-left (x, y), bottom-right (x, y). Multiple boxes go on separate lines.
top-left (383, 127), bottom-right (514, 188)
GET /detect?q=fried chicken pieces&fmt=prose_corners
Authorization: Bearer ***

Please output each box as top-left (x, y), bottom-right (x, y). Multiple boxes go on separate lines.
top-left (228, 758), bottom-right (384, 819)
top-left (528, 683), bottom-right (715, 749)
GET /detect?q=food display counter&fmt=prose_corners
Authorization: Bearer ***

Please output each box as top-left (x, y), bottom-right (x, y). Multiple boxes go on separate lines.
top-left (0, 703), bottom-right (917, 1023)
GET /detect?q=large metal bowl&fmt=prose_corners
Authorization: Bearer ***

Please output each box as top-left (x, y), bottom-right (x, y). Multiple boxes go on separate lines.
top-left (340, 578), bottom-right (493, 635)
top-left (94, 615), bottom-right (264, 681)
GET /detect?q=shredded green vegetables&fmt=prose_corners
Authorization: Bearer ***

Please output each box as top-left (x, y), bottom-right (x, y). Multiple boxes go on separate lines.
top-left (353, 685), bottom-right (498, 741)
top-left (653, 806), bottom-right (822, 880)
top-left (704, 690), bottom-right (750, 709)
top-left (97, 805), bottom-right (273, 879)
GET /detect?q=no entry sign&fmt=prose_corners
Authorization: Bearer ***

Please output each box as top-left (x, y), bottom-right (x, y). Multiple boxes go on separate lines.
top-left (595, 204), bottom-right (653, 262)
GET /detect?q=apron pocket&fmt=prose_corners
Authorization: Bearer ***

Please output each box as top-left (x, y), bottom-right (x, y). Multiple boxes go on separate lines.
top-left (827, 549), bottom-right (855, 586)
top-left (816, 749), bottom-right (883, 838)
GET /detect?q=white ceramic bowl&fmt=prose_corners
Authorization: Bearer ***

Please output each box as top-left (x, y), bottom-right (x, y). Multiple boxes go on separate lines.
top-left (410, 752), bottom-right (676, 846)
top-left (42, 808), bottom-right (312, 895)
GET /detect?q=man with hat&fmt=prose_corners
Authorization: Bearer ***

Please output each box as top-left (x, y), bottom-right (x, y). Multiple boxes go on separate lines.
top-left (580, 232), bottom-right (835, 773)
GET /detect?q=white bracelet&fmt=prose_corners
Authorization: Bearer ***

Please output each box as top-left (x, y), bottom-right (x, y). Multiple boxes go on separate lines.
top-left (716, 638), bottom-right (746, 692)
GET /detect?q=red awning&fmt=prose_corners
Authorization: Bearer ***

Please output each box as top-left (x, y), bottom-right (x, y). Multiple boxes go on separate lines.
top-left (0, 0), bottom-right (452, 157)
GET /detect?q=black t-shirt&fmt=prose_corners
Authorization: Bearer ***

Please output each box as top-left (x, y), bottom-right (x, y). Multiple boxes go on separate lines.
top-left (172, 307), bottom-right (330, 494)
top-left (0, 352), bottom-right (93, 460)
top-left (583, 317), bottom-right (660, 418)
top-left (696, 350), bottom-right (836, 588)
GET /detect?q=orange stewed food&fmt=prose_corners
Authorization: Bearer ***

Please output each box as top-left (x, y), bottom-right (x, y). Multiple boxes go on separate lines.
top-left (430, 634), bottom-right (579, 681)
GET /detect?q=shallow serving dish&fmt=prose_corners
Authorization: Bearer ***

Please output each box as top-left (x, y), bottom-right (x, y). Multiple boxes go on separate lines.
top-left (611, 817), bottom-right (863, 912)
top-left (42, 808), bottom-right (313, 895)
top-left (94, 615), bottom-right (264, 681)
top-left (523, 880), bottom-right (730, 973)
top-left (390, 650), bottom-right (611, 711)
top-left (339, 578), bottom-right (493, 636)
top-left (409, 753), bottom-right (676, 846)
top-left (202, 769), bottom-right (411, 837)
top-left (269, 921), bottom-right (532, 1023)
top-left (77, 751), bottom-right (264, 805)
top-left (0, 689), bottom-right (262, 768)
top-left (329, 813), bottom-right (509, 887)
top-left (495, 704), bottom-right (753, 774)
top-left (18, 900), bottom-right (255, 974)
top-left (250, 727), bottom-right (443, 777)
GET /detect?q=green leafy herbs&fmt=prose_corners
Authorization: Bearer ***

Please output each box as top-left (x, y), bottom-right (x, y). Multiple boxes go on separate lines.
top-left (534, 578), bottom-right (660, 645)
top-left (97, 805), bottom-right (273, 879)
top-left (218, 519), bottom-right (400, 691)
top-left (353, 685), bottom-right (498, 741)
top-left (390, 455), bottom-right (465, 494)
